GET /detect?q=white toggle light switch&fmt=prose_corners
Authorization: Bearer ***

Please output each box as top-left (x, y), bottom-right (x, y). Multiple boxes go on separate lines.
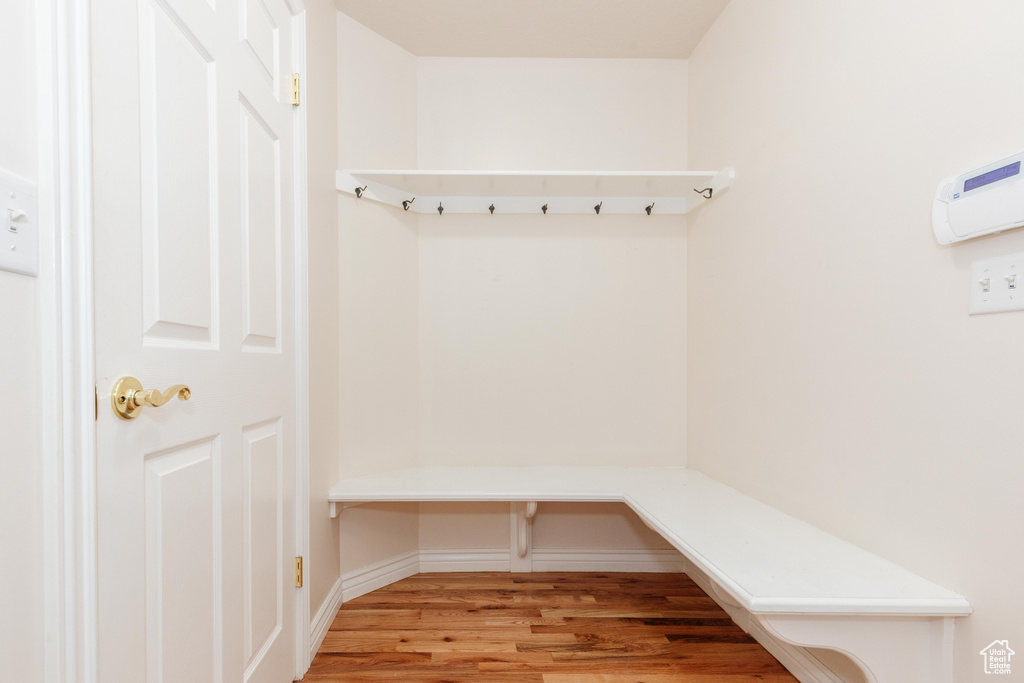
top-left (0, 169), bottom-right (37, 277)
top-left (970, 253), bottom-right (1024, 314)
top-left (8, 208), bottom-right (26, 232)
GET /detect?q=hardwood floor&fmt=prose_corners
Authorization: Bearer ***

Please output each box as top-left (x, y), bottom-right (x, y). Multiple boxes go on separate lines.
top-left (307, 572), bottom-right (799, 682)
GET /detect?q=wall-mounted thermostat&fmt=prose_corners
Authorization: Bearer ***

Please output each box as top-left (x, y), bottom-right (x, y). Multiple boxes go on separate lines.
top-left (0, 168), bottom-right (38, 277)
top-left (933, 150), bottom-right (1024, 244)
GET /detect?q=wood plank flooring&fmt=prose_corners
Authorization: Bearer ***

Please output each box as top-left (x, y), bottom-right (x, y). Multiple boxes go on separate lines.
top-left (306, 572), bottom-right (798, 682)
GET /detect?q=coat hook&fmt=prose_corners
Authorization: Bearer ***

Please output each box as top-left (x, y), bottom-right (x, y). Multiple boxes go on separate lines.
top-left (489, 203), bottom-right (495, 214)
top-left (541, 204), bottom-right (548, 214)
top-left (694, 187), bottom-right (713, 199)
top-left (645, 202), bottom-right (655, 215)
top-left (354, 185), bottom-right (368, 198)
top-left (594, 201), bottom-right (603, 215)
top-left (402, 197), bottom-right (416, 211)
top-left (437, 202), bottom-right (444, 216)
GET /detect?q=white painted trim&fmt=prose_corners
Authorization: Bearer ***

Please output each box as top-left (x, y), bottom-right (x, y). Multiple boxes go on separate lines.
top-left (307, 576), bottom-right (343, 664)
top-left (340, 551), bottom-right (420, 603)
top-left (419, 549), bottom-right (511, 573)
top-left (288, 2), bottom-right (311, 679)
top-left (41, 0), bottom-right (98, 681)
top-left (530, 548), bottom-right (686, 573)
top-left (38, 0), bottom-right (64, 680)
top-left (417, 547), bottom-right (684, 574)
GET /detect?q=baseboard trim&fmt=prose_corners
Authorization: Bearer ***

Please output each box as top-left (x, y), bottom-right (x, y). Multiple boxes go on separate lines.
top-left (308, 576), bottom-right (344, 662)
top-left (531, 547), bottom-right (686, 573)
top-left (685, 563), bottom-right (842, 683)
top-left (340, 549), bottom-right (420, 603)
top-left (419, 548), bottom-right (511, 572)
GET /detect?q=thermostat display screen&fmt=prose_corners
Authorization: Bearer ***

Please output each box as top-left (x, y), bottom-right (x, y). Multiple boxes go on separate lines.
top-left (964, 161), bottom-right (1020, 193)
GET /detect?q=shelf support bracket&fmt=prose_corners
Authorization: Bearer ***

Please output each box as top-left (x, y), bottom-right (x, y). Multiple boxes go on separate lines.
top-left (756, 613), bottom-right (956, 683)
top-left (329, 501), bottom-right (366, 518)
top-left (510, 501), bottom-right (538, 572)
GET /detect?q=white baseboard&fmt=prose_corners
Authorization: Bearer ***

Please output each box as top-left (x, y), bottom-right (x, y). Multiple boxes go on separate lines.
top-left (685, 564), bottom-right (843, 683)
top-left (417, 547), bottom-right (686, 573)
top-left (419, 548), bottom-right (511, 572)
top-left (531, 547), bottom-right (686, 573)
top-left (340, 549), bottom-right (420, 603)
top-left (308, 576), bottom-right (344, 662)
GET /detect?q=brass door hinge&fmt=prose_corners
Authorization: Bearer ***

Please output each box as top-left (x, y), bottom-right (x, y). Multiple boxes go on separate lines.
top-left (294, 556), bottom-right (303, 587)
top-left (291, 74), bottom-right (300, 106)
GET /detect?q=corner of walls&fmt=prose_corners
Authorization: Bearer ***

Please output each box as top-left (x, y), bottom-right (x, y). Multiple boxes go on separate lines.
top-left (335, 8), bottom-right (420, 580)
top-left (305, 0), bottom-right (342, 633)
top-left (330, 27), bottom-right (694, 603)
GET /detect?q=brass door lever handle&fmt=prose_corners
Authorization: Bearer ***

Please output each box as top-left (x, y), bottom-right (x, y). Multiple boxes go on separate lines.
top-left (137, 385), bottom-right (191, 407)
top-left (112, 376), bottom-right (191, 420)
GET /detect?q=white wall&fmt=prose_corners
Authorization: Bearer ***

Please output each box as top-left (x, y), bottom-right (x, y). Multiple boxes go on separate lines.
top-left (417, 58), bottom-right (687, 171)
top-left (415, 58), bottom-right (688, 554)
top-left (336, 12), bottom-right (420, 574)
top-left (687, 1), bottom-right (1024, 680)
top-left (0, 1), bottom-right (44, 681)
top-left (417, 213), bottom-right (687, 468)
top-left (531, 502), bottom-right (673, 551)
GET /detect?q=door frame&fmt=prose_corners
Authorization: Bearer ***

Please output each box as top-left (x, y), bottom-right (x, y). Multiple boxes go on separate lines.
top-left (39, 0), bottom-right (313, 680)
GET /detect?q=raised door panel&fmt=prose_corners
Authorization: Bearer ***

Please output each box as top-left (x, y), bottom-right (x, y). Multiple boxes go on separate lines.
top-left (241, 420), bottom-right (284, 679)
top-left (139, 0), bottom-right (219, 347)
top-left (239, 99), bottom-right (281, 351)
top-left (144, 438), bottom-right (221, 683)
top-left (240, 0), bottom-right (278, 94)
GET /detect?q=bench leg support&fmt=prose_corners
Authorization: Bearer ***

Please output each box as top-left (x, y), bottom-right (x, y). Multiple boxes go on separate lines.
top-left (510, 502), bottom-right (537, 572)
top-left (756, 614), bottom-right (955, 683)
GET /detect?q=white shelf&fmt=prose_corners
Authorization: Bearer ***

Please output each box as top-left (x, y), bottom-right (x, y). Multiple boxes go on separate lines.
top-left (336, 168), bottom-right (734, 215)
top-left (327, 466), bottom-right (971, 616)
top-left (327, 465), bottom-right (972, 682)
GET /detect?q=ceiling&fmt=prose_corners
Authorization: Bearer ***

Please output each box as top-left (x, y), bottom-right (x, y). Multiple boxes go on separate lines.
top-left (332, 0), bottom-right (731, 59)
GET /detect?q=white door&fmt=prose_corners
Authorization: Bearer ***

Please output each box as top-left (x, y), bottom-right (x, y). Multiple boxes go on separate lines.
top-left (91, 0), bottom-right (299, 680)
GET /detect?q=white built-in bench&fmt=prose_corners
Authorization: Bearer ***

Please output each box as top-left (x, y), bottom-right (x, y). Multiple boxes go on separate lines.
top-left (327, 466), bottom-right (970, 683)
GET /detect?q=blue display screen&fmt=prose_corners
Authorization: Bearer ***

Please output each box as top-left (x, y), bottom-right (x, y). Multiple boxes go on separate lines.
top-left (964, 161), bottom-right (1021, 192)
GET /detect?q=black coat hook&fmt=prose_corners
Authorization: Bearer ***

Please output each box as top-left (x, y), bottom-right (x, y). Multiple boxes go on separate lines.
top-left (694, 187), bottom-right (713, 199)
top-left (437, 202), bottom-right (444, 216)
top-left (541, 204), bottom-right (548, 214)
top-left (645, 202), bottom-right (655, 215)
top-left (594, 201), bottom-right (603, 215)
top-left (354, 185), bottom-right (368, 198)
top-left (402, 197), bottom-right (415, 211)
top-left (489, 204), bottom-right (495, 214)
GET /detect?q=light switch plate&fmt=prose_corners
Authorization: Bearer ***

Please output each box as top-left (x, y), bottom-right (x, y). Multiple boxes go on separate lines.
top-left (969, 251), bottom-right (1024, 315)
top-left (0, 168), bottom-right (38, 277)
